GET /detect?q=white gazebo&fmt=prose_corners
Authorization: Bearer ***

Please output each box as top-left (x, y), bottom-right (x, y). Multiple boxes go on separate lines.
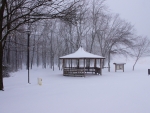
top-left (59, 46), bottom-right (105, 77)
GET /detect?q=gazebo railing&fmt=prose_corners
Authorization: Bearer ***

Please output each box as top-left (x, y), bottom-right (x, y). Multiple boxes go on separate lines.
top-left (63, 67), bottom-right (101, 76)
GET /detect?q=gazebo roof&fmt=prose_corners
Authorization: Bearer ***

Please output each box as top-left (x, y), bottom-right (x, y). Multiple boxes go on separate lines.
top-left (60, 46), bottom-right (105, 59)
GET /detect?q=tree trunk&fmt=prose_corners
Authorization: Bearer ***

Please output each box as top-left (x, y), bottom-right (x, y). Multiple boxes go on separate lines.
top-left (6, 36), bottom-right (11, 65)
top-left (31, 47), bottom-right (35, 69)
top-left (36, 46), bottom-right (39, 67)
top-left (108, 51), bottom-right (110, 72)
top-left (133, 58), bottom-right (139, 71)
top-left (31, 37), bottom-right (36, 69)
top-left (0, 42), bottom-right (4, 90)
top-left (0, 0), bottom-right (6, 91)
top-left (15, 35), bottom-right (18, 71)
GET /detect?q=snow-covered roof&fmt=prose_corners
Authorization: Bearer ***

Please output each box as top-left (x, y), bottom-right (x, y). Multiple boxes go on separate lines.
top-left (60, 46), bottom-right (105, 59)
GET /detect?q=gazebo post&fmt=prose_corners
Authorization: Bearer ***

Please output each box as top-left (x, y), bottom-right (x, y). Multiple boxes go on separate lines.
top-left (63, 59), bottom-right (64, 75)
top-left (89, 59), bottom-right (90, 67)
top-left (71, 59), bottom-right (72, 69)
top-left (100, 59), bottom-right (102, 75)
top-left (77, 59), bottom-right (79, 68)
top-left (64, 59), bottom-right (66, 68)
top-left (65, 59), bottom-right (66, 75)
top-left (88, 59), bottom-right (90, 72)
top-left (78, 59), bottom-right (80, 68)
top-left (68, 59), bottom-right (70, 75)
top-left (59, 58), bottom-right (60, 70)
top-left (69, 59), bottom-right (70, 68)
top-left (84, 58), bottom-right (85, 76)
top-left (94, 59), bottom-right (96, 74)
top-left (94, 59), bottom-right (96, 68)
top-left (77, 59), bottom-right (80, 74)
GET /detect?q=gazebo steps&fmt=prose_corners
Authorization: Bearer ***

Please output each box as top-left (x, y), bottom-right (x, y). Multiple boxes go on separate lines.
top-left (64, 74), bottom-right (85, 77)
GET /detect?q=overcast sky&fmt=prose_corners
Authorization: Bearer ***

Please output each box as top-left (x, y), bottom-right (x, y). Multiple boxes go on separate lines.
top-left (105, 0), bottom-right (150, 38)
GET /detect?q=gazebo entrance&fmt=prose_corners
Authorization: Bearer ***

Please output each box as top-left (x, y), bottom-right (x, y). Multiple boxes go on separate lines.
top-left (59, 47), bottom-right (105, 77)
top-left (62, 59), bottom-right (103, 76)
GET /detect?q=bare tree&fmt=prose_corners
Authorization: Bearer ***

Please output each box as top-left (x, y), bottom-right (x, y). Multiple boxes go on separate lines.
top-left (88, 0), bottom-right (106, 53)
top-left (132, 37), bottom-right (150, 71)
top-left (96, 14), bottom-right (134, 71)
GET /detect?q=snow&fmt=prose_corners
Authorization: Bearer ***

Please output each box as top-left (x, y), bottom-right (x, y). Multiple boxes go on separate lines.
top-left (1, 57), bottom-right (150, 113)
top-left (60, 46), bottom-right (105, 59)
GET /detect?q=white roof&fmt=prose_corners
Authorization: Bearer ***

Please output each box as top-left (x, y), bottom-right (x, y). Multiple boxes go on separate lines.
top-left (60, 46), bottom-right (105, 59)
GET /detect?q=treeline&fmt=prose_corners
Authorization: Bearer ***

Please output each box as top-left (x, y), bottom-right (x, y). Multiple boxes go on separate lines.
top-left (3, 0), bottom-right (149, 71)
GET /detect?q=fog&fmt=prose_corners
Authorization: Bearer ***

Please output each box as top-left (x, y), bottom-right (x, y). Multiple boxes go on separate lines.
top-left (106, 0), bottom-right (150, 38)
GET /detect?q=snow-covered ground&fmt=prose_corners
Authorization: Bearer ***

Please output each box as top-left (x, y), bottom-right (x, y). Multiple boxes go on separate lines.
top-left (0, 57), bottom-right (150, 113)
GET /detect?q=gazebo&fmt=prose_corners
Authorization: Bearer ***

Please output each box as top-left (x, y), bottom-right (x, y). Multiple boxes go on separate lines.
top-left (59, 46), bottom-right (105, 77)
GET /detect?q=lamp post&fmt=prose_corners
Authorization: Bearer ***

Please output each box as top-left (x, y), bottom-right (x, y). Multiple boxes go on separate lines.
top-left (26, 30), bottom-right (30, 84)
